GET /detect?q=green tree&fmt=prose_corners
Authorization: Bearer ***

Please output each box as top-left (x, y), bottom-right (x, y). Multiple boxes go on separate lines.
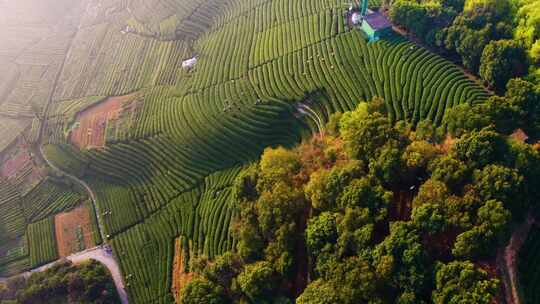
top-left (451, 127), bottom-right (507, 168)
top-left (429, 156), bottom-right (470, 191)
top-left (237, 261), bottom-right (277, 302)
top-left (296, 280), bottom-right (340, 304)
top-left (306, 212), bottom-right (338, 256)
top-left (452, 200), bottom-right (510, 258)
top-left (480, 40), bottom-right (528, 91)
top-left (181, 278), bottom-right (227, 304)
top-left (338, 176), bottom-right (391, 222)
top-left (340, 107), bottom-right (399, 162)
top-left (413, 179), bottom-right (449, 208)
top-left (373, 222), bottom-right (428, 294)
top-left (412, 203), bottom-right (448, 235)
top-left (432, 261), bottom-right (499, 304)
top-left (300, 257), bottom-right (381, 304)
top-left (305, 160), bottom-right (364, 212)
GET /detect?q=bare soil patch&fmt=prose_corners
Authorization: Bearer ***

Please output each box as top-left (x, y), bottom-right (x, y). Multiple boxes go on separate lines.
top-left (69, 94), bottom-right (137, 149)
top-left (54, 204), bottom-right (95, 257)
top-left (172, 237), bottom-right (194, 303)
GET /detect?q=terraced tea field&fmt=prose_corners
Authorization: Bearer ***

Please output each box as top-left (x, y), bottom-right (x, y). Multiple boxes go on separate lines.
top-left (0, 0), bottom-right (492, 302)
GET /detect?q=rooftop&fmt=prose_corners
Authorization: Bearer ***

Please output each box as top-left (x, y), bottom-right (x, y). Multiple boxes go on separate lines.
top-left (364, 12), bottom-right (392, 30)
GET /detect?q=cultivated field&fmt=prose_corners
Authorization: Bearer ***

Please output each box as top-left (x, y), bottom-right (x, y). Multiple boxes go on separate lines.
top-left (54, 204), bottom-right (96, 257)
top-left (69, 94), bottom-right (140, 149)
top-left (1, 0), bottom-right (492, 302)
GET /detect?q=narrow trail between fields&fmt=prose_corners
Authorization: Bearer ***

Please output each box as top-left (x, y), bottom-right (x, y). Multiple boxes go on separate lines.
top-left (497, 214), bottom-right (535, 304)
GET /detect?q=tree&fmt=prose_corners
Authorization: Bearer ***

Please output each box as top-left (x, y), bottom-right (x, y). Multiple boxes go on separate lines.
top-left (296, 280), bottom-right (340, 304)
top-left (472, 164), bottom-right (525, 216)
top-left (237, 261), bottom-right (277, 301)
top-left (429, 156), bottom-right (470, 191)
top-left (390, 1), bottom-right (430, 37)
top-left (402, 140), bottom-right (440, 174)
top-left (181, 278), bottom-right (227, 304)
top-left (480, 40), bottom-right (528, 91)
top-left (306, 212), bottom-right (338, 256)
top-left (300, 257), bottom-right (381, 304)
top-left (372, 222), bottom-right (428, 294)
top-left (451, 127), bottom-right (507, 168)
top-left (305, 160), bottom-right (364, 212)
top-left (445, 103), bottom-right (491, 137)
top-left (452, 200), bottom-right (510, 258)
top-left (257, 147), bottom-right (301, 193)
top-left (413, 179), bottom-right (449, 208)
top-left (505, 78), bottom-right (540, 137)
top-left (340, 107), bottom-right (399, 162)
top-left (369, 142), bottom-right (403, 186)
top-left (432, 261), bottom-right (499, 304)
top-left (338, 176), bottom-right (391, 223)
top-left (412, 203), bottom-right (448, 235)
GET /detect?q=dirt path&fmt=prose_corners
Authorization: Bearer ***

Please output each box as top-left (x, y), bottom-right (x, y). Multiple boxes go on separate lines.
top-left (497, 214), bottom-right (535, 304)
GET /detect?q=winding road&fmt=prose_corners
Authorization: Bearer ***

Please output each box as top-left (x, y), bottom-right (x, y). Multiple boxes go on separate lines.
top-left (35, 146), bottom-right (128, 304)
top-left (2, 246), bottom-right (128, 304)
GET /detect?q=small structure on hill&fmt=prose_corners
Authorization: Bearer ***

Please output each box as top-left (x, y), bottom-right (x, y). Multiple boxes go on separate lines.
top-left (182, 57), bottom-right (197, 70)
top-left (348, 0), bottom-right (393, 42)
top-left (361, 11), bottom-right (392, 42)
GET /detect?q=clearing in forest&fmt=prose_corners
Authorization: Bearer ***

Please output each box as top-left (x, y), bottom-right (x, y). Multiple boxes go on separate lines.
top-left (69, 94), bottom-right (140, 149)
top-left (54, 204), bottom-right (95, 257)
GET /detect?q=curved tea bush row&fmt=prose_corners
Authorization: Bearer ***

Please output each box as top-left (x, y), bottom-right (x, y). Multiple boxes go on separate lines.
top-left (22, 178), bottom-right (82, 223)
top-left (54, 26), bottom-right (191, 100)
top-left (0, 179), bottom-right (26, 241)
top-left (27, 217), bottom-right (58, 268)
top-left (111, 166), bottom-right (240, 304)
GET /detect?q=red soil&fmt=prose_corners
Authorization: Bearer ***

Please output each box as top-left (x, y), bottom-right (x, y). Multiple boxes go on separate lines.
top-left (171, 238), bottom-right (194, 303)
top-left (54, 204), bottom-right (95, 258)
top-left (69, 94), bottom-right (136, 149)
top-left (0, 150), bottom-right (31, 178)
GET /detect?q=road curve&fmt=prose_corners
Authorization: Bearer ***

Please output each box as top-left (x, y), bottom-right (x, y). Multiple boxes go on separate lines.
top-left (2, 246), bottom-right (128, 304)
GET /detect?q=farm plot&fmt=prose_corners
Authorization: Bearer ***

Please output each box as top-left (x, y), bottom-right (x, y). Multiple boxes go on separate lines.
top-left (0, 117), bottom-right (30, 153)
top-left (54, 204), bottom-right (97, 257)
top-left (26, 217), bottom-right (58, 268)
top-left (0, 136), bottom-right (45, 194)
top-left (69, 94), bottom-right (141, 149)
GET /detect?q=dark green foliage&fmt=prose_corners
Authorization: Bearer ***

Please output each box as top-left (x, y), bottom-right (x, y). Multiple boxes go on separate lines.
top-left (480, 40), bottom-right (528, 91)
top-left (472, 165), bottom-right (526, 216)
top-left (298, 257), bottom-right (381, 304)
top-left (432, 261), bottom-right (499, 303)
top-left (518, 226), bottom-right (540, 304)
top-left (15, 260), bottom-right (120, 304)
top-left (237, 261), bottom-right (277, 302)
top-left (373, 222), bottom-right (428, 295)
top-left (306, 212), bottom-right (338, 256)
top-left (452, 200), bottom-right (510, 258)
top-left (338, 176), bottom-right (391, 222)
top-left (451, 127), bottom-right (507, 168)
top-left (181, 278), bottom-right (227, 304)
top-left (340, 109), bottom-right (399, 162)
